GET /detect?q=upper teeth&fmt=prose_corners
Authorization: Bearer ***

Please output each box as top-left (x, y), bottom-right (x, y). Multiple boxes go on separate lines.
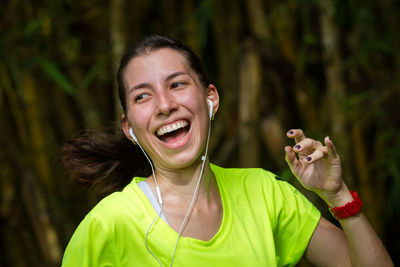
top-left (156, 120), bottom-right (188, 136)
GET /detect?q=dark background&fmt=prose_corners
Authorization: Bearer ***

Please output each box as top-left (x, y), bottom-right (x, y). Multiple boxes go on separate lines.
top-left (1, 0), bottom-right (399, 266)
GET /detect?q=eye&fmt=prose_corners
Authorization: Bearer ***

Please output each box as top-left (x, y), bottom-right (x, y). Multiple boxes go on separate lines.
top-left (135, 93), bottom-right (150, 102)
top-left (170, 81), bottom-right (186, 89)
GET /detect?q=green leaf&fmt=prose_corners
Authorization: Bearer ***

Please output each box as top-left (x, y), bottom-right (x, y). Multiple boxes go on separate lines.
top-left (304, 34), bottom-right (318, 45)
top-left (80, 57), bottom-right (107, 90)
top-left (24, 19), bottom-right (41, 36)
top-left (38, 58), bottom-right (76, 96)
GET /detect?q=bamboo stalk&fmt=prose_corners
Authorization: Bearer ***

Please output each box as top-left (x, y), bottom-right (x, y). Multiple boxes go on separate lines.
top-left (182, 0), bottom-right (198, 51)
top-left (53, 86), bottom-right (79, 139)
top-left (21, 171), bottom-right (61, 264)
top-left (352, 122), bottom-right (382, 234)
top-left (271, 3), bottom-right (296, 63)
top-left (211, 0), bottom-right (242, 166)
top-left (239, 39), bottom-right (261, 167)
top-left (247, 0), bottom-right (270, 40)
top-left (110, 0), bottom-right (125, 122)
top-left (261, 115), bottom-right (286, 169)
top-left (320, 0), bottom-right (351, 186)
top-left (0, 63), bottom-right (29, 146)
top-left (23, 73), bottom-right (54, 191)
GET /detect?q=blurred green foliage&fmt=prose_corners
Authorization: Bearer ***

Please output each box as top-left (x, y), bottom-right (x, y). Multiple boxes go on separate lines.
top-left (0, 0), bottom-right (399, 266)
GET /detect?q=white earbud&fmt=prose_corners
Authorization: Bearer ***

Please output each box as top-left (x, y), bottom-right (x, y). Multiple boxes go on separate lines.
top-left (129, 127), bottom-right (138, 143)
top-left (207, 99), bottom-right (213, 119)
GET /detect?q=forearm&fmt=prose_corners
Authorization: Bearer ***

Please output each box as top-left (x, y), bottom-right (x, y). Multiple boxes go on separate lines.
top-left (321, 185), bottom-right (393, 267)
top-left (338, 212), bottom-right (393, 267)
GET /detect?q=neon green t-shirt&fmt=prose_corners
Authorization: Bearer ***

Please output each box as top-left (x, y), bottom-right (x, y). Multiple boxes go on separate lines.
top-left (62, 164), bottom-right (320, 266)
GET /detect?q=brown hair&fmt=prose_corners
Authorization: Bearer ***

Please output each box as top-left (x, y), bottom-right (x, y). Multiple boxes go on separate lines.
top-left (61, 130), bottom-right (151, 195)
top-left (62, 35), bottom-right (210, 195)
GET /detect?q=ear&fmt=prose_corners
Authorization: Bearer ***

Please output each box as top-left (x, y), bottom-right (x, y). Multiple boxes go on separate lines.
top-left (121, 113), bottom-right (134, 143)
top-left (206, 84), bottom-right (219, 117)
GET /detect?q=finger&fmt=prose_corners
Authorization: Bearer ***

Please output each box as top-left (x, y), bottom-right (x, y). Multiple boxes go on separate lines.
top-left (287, 129), bottom-right (306, 144)
top-left (302, 147), bottom-right (328, 164)
top-left (324, 136), bottom-right (338, 158)
top-left (284, 146), bottom-right (301, 171)
top-left (293, 138), bottom-right (322, 154)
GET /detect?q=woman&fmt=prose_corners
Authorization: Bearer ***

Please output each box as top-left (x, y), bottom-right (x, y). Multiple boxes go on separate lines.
top-left (62, 35), bottom-right (393, 266)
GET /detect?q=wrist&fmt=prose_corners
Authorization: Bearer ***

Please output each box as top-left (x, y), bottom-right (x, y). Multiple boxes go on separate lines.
top-left (319, 183), bottom-right (353, 207)
top-left (329, 191), bottom-right (363, 220)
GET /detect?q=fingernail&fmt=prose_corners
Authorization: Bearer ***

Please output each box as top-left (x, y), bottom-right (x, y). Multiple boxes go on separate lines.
top-left (306, 156), bottom-right (312, 162)
top-left (288, 130), bottom-right (294, 135)
top-left (295, 145), bottom-right (301, 150)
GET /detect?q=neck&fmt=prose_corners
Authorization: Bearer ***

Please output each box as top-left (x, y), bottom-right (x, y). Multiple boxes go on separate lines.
top-left (146, 158), bottom-right (217, 202)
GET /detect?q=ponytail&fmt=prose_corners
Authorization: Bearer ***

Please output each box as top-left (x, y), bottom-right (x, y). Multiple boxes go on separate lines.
top-left (61, 130), bottom-right (151, 196)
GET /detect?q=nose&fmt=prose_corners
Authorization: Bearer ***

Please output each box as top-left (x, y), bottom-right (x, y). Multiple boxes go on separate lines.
top-left (155, 91), bottom-right (178, 116)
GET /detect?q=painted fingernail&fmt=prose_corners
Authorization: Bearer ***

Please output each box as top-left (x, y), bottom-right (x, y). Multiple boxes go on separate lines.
top-left (306, 156), bottom-right (312, 162)
top-left (288, 130), bottom-right (294, 135)
top-left (295, 145), bottom-right (301, 150)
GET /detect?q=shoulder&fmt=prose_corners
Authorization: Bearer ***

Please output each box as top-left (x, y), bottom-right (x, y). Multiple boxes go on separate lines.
top-left (63, 206), bottom-right (120, 266)
top-left (210, 163), bottom-right (285, 189)
top-left (211, 163), bottom-right (278, 180)
top-left (211, 163), bottom-right (310, 207)
top-left (211, 163), bottom-right (296, 204)
top-left (86, 180), bottom-right (144, 226)
top-left (63, 180), bottom-right (148, 266)
top-left (65, 181), bottom-right (146, 247)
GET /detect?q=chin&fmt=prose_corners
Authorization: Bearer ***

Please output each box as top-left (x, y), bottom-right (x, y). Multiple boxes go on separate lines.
top-left (161, 150), bottom-right (205, 170)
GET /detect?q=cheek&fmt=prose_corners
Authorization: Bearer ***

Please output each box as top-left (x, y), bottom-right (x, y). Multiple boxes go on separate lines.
top-left (180, 89), bottom-right (205, 113)
top-left (129, 106), bottom-right (152, 131)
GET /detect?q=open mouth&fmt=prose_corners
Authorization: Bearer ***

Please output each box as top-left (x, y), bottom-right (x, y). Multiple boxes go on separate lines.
top-left (155, 120), bottom-right (191, 143)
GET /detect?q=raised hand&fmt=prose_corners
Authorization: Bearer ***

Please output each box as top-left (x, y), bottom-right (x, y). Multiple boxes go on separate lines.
top-left (284, 129), bottom-right (350, 205)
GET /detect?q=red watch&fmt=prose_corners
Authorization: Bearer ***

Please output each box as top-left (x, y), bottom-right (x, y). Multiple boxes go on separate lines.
top-left (329, 191), bottom-right (363, 220)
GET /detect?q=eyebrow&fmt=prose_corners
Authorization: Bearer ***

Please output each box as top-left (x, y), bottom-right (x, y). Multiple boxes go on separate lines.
top-left (165, 71), bottom-right (188, 81)
top-left (128, 71), bottom-right (189, 95)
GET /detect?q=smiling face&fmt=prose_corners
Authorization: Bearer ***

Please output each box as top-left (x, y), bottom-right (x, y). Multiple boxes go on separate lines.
top-left (121, 48), bottom-right (219, 171)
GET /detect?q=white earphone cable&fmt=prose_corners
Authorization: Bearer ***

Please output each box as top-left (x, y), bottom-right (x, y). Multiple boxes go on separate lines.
top-left (135, 141), bottom-right (164, 266)
top-left (136, 142), bottom-right (163, 205)
top-left (132, 101), bottom-right (213, 267)
top-left (169, 116), bottom-right (212, 267)
top-left (144, 207), bottom-right (164, 267)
